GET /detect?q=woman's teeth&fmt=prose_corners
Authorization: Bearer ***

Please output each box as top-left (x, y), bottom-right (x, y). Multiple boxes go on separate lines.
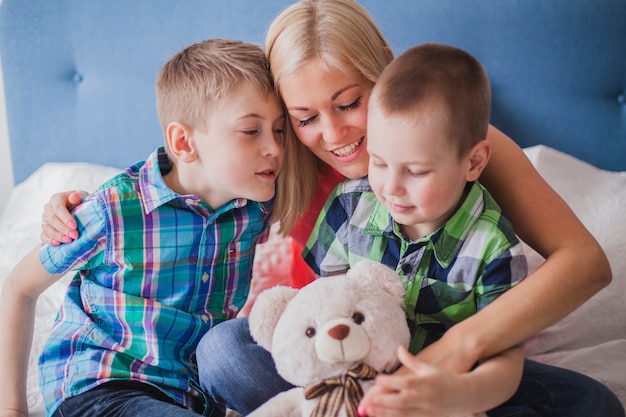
top-left (332, 137), bottom-right (363, 157)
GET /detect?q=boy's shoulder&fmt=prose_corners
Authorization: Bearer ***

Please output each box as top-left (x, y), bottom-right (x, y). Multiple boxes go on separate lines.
top-left (331, 176), bottom-right (373, 196)
top-left (325, 176), bottom-right (378, 210)
top-left (87, 161), bottom-right (143, 200)
top-left (468, 182), bottom-right (518, 243)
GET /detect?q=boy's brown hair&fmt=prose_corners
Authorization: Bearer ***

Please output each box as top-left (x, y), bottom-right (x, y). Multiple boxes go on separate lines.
top-left (374, 42), bottom-right (491, 157)
top-left (155, 38), bottom-right (276, 134)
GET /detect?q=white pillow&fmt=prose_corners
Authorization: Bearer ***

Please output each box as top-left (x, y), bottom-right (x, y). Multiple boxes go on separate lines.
top-left (522, 145), bottom-right (626, 408)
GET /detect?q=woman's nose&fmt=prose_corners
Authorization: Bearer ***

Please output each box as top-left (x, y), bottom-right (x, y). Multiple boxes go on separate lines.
top-left (321, 115), bottom-right (348, 144)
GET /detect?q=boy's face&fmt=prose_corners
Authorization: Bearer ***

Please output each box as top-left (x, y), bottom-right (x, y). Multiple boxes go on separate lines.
top-left (192, 83), bottom-right (285, 208)
top-left (367, 99), bottom-right (472, 241)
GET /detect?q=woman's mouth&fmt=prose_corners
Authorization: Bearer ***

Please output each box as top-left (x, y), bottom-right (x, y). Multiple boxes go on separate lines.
top-left (331, 137), bottom-right (364, 157)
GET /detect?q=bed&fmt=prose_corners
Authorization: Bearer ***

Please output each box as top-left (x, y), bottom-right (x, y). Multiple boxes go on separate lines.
top-left (0, 1), bottom-right (624, 415)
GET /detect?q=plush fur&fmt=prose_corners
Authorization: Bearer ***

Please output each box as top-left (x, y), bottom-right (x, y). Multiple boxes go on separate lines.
top-left (247, 260), bottom-right (411, 417)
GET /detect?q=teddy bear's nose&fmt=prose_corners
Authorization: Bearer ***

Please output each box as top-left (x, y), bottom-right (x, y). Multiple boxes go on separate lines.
top-left (328, 324), bottom-right (350, 340)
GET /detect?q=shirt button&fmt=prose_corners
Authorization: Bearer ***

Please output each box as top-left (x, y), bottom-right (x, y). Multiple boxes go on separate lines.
top-left (401, 264), bottom-right (413, 274)
top-left (202, 272), bottom-right (209, 283)
top-left (201, 314), bottom-right (210, 323)
top-left (185, 198), bottom-right (195, 205)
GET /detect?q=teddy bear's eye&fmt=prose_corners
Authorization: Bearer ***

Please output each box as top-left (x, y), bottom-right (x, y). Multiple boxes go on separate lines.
top-left (305, 327), bottom-right (316, 338)
top-left (352, 312), bottom-right (365, 324)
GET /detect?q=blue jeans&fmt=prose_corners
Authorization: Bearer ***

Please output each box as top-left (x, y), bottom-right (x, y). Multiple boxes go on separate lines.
top-left (52, 381), bottom-right (224, 417)
top-left (197, 317), bottom-right (625, 417)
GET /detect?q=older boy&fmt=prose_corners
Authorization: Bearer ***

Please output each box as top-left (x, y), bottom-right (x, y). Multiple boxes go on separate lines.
top-left (0, 39), bottom-right (286, 417)
top-left (304, 43), bottom-right (528, 416)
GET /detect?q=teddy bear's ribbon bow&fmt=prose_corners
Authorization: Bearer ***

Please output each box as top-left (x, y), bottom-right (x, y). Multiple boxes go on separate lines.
top-left (304, 363), bottom-right (378, 417)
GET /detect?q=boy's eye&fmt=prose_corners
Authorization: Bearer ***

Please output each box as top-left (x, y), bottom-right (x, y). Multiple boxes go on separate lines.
top-left (273, 129), bottom-right (286, 143)
top-left (408, 169), bottom-right (428, 177)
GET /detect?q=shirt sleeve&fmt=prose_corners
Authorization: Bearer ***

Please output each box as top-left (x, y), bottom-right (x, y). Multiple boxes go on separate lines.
top-left (39, 194), bottom-right (108, 275)
top-left (475, 240), bottom-right (528, 310)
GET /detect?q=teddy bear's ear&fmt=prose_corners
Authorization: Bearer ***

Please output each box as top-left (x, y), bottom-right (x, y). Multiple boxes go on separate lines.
top-left (248, 285), bottom-right (298, 352)
top-left (347, 260), bottom-right (406, 305)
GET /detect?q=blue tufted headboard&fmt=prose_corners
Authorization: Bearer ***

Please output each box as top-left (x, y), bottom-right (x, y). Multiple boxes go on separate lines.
top-left (1, 0), bottom-right (625, 188)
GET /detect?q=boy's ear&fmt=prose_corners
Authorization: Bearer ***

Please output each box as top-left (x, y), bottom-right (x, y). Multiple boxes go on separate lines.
top-left (465, 140), bottom-right (491, 182)
top-left (166, 122), bottom-right (198, 163)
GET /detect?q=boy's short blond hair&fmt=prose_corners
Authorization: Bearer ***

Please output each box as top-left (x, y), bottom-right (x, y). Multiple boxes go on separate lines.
top-left (155, 38), bottom-right (276, 134)
top-left (374, 42), bottom-right (491, 157)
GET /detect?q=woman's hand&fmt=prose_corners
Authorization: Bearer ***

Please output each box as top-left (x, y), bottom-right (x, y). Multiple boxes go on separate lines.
top-left (41, 190), bottom-right (87, 245)
top-left (360, 344), bottom-right (523, 417)
top-left (359, 346), bottom-right (475, 417)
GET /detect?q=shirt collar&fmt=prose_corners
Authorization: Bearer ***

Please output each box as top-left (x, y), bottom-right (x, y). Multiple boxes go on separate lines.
top-left (365, 182), bottom-right (486, 268)
top-left (138, 147), bottom-right (271, 215)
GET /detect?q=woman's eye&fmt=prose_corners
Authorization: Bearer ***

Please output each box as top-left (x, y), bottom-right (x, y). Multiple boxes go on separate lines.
top-left (242, 129), bottom-right (259, 136)
top-left (297, 116), bottom-right (316, 128)
top-left (338, 98), bottom-right (361, 111)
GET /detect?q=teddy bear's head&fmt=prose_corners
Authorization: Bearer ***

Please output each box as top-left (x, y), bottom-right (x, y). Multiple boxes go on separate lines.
top-left (248, 260), bottom-right (410, 387)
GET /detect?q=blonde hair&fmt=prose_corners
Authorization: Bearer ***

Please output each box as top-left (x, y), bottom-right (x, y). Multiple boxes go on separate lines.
top-left (155, 38), bottom-right (294, 225)
top-left (374, 42), bottom-right (491, 157)
top-left (266, 0), bottom-right (393, 233)
top-left (156, 38), bottom-right (275, 134)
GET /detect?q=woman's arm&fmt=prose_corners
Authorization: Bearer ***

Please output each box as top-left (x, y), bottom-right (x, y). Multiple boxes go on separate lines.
top-left (415, 125), bottom-right (611, 372)
top-left (0, 247), bottom-right (60, 416)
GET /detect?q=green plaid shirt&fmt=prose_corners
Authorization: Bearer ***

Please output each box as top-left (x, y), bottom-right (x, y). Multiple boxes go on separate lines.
top-left (304, 178), bottom-right (527, 353)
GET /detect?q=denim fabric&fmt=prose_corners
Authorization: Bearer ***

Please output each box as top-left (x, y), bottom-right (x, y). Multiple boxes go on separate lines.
top-left (53, 381), bottom-right (225, 417)
top-left (197, 318), bottom-right (294, 415)
top-left (487, 359), bottom-right (625, 417)
top-left (197, 317), bottom-right (625, 417)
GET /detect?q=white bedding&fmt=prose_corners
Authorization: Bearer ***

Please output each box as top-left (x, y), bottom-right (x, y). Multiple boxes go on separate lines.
top-left (1, 146), bottom-right (625, 415)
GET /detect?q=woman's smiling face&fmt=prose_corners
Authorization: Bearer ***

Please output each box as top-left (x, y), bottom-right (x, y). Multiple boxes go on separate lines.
top-left (279, 58), bottom-right (373, 179)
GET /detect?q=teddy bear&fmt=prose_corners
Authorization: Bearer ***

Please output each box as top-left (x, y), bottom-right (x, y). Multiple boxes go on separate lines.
top-left (246, 259), bottom-right (411, 417)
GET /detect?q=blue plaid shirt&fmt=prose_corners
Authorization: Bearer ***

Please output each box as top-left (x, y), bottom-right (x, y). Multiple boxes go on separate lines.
top-left (38, 147), bottom-right (271, 415)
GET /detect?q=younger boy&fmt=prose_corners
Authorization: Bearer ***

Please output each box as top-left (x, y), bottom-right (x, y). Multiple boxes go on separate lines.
top-left (0, 39), bottom-right (286, 417)
top-left (304, 43), bottom-right (528, 416)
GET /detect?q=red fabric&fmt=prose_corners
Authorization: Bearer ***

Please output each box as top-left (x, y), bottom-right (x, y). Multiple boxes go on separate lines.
top-left (289, 167), bottom-right (345, 288)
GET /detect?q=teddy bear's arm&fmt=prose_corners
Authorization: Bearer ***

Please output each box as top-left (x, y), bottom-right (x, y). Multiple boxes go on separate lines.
top-left (246, 387), bottom-right (305, 417)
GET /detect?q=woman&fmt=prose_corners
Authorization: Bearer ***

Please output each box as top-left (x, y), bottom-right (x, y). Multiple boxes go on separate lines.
top-left (41, 1), bottom-right (623, 416)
